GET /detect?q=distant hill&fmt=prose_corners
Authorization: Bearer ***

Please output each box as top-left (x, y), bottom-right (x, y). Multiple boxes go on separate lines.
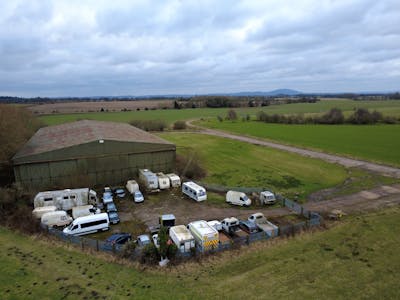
top-left (226, 89), bottom-right (302, 97)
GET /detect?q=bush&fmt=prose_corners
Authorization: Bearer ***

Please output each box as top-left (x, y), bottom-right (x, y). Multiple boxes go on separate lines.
top-left (226, 109), bottom-right (238, 121)
top-left (140, 243), bottom-right (160, 265)
top-left (173, 120), bottom-right (186, 130)
top-left (319, 108), bottom-right (344, 124)
top-left (129, 120), bottom-right (167, 131)
top-left (119, 241), bottom-right (137, 259)
top-left (217, 115), bottom-right (223, 122)
top-left (347, 108), bottom-right (377, 124)
top-left (175, 154), bottom-right (207, 180)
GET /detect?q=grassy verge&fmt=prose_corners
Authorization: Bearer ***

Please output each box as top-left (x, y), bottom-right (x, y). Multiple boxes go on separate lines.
top-left (198, 119), bottom-right (400, 167)
top-left (1, 207), bottom-right (400, 299)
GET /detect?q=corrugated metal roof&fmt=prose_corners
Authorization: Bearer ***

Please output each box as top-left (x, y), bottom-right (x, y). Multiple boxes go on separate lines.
top-left (14, 120), bottom-right (174, 159)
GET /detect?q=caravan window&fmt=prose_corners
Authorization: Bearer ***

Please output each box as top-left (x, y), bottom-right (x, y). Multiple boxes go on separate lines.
top-left (70, 195), bottom-right (76, 199)
top-left (44, 197), bottom-right (53, 202)
top-left (63, 196), bottom-right (69, 200)
top-left (198, 190), bottom-right (205, 196)
top-left (81, 219), bottom-right (107, 228)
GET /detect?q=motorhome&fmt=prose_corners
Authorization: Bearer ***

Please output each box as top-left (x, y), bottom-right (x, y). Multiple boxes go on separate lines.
top-left (32, 206), bottom-right (57, 219)
top-left (166, 173), bottom-right (181, 188)
top-left (226, 191), bottom-right (251, 207)
top-left (34, 188), bottom-right (98, 210)
top-left (72, 205), bottom-right (99, 219)
top-left (260, 191), bottom-right (276, 205)
top-left (169, 225), bottom-right (195, 253)
top-left (138, 169), bottom-right (159, 191)
top-left (63, 213), bottom-right (110, 236)
top-left (41, 211), bottom-right (73, 228)
top-left (182, 181), bottom-right (207, 202)
top-left (188, 220), bottom-right (219, 251)
top-left (156, 172), bottom-right (171, 190)
top-left (126, 180), bottom-right (139, 194)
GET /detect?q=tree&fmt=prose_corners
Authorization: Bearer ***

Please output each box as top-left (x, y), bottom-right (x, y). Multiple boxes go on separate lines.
top-left (226, 109), bottom-right (238, 121)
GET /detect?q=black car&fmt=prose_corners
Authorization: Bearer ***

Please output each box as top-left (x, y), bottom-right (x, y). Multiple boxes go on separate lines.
top-left (106, 202), bottom-right (117, 213)
top-left (108, 211), bottom-right (120, 224)
top-left (105, 233), bottom-right (132, 245)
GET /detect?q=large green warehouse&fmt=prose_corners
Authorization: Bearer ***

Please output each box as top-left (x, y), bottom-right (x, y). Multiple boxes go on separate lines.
top-left (12, 120), bottom-right (176, 189)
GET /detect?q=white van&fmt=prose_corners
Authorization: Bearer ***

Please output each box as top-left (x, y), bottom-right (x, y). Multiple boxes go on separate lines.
top-left (182, 181), bottom-right (207, 202)
top-left (63, 213), bottom-right (110, 236)
top-left (226, 191), bottom-right (251, 207)
top-left (260, 191), bottom-right (276, 205)
top-left (126, 180), bottom-right (139, 194)
top-left (41, 211), bottom-right (73, 228)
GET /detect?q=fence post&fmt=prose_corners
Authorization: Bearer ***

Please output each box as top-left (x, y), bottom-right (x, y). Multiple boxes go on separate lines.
top-left (81, 240), bottom-right (84, 251)
top-left (96, 240), bottom-right (99, 252)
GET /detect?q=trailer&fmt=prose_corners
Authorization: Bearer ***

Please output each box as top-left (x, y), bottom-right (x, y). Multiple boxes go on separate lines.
top-left (169, 225), bottom-right (195, 253)
top-left (156, 172), bottom-right (171, 190)
top-left (138, 169), bottom-right (159, 192)
top-left (33, 188), bottom-right (98, 211)
top-left (166, 173), bottom-right (181, 188)
top-left (188, 220), bottom-right (219, 251)
top-left (248, 213), bottom-right (279, 237)
top-left (32, 206), bottom-right (57, 219)
top-left (126, 180), bottom-right (139, 194)
top-left (182, 181), bottom-right (207, 202)
top-left (72, 205), bottom-right (100, 219)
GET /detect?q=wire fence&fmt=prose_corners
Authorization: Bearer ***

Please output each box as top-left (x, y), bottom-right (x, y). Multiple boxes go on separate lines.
top-left (42, 198), bottom-right (322, 261)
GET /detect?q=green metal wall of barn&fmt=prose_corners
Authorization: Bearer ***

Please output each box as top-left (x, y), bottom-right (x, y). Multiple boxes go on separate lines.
top-left (13, 140), bottom-right (175, 189)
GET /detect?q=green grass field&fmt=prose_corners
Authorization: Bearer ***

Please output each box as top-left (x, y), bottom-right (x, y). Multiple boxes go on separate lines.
top-left (1, 207), bottom-right (399, 299)
top-left (158, 133), bottom-right (396, 201)
top-left (39, 99), bottom-right (400, 126)
top-left (198, 120), bottom-right (400, 167)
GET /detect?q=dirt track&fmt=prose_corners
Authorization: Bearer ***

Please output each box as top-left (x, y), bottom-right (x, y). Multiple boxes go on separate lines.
top-left (186, 120), bottom-right (400, 178)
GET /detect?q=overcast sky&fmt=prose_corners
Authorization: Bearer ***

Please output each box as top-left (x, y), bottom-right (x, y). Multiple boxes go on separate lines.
top-left (0, 0), bottom-right (399, 97)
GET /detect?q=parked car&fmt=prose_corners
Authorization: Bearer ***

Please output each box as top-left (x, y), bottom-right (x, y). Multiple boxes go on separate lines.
top-left (108, 211), bottom-right (120, 224)
top-left (114, 188), bottom-right (126, 198)
top-left (137, 234), bottom-right (151, 247)
top-left (239, 220), bottom-right (260, 234)
top-left (152, 233), bottom-right (160, 248)
top-left (260, 191), bottom-right (276, 205)
top-left (133, 191), bottom-right (144, 203)
top-left (102, 192), bottom-right (113, 204)
top-left (105, 233), bottom-right (132, 245)
top-left (104, 186), bottom-right (112, 194)
top-left (106, 202), bottom-right (117, 213)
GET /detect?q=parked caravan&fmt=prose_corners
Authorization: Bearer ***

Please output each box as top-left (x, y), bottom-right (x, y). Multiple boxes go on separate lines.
top-left (260, 191), bottom-right (276, 205)
top-left (126, 180), bottom-right (139, 194)
top-left (188, 220), bottom-right (219, 251)
top-left (182, 182), bottom-right (207, 202)
top-left (41, 211), bottom-right (73, 228)
top-left (166, 173), bottom-right (181, 188)
top-left (34, 188), bottom-right (98, 211)
top-left (138, 169), bottom-right (159, 191)
top-left (72, 205), bottom-right (100, 219)
top-left (226, 191), bottom-right (251, 207)
top-left (32, 206), bottom-right (57, 219)
top-left (169, 225), bottom-right (195, 253)
top-left (63, 213), bottom-right (110, 236)
top-left (156, 172), bottom-right (170, 190)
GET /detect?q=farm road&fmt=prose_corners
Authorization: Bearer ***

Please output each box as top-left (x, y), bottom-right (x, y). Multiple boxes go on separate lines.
top-left (186, 120), bottom-right (400, 178)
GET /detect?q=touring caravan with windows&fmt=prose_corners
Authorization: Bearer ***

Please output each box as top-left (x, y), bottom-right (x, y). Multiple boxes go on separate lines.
top-left (156, 172), bottom-right (170, 190)
top-left (126, 180), bottom-right (139, 194)
top-left (63, 213), bottom-right (110, 236)
top-left (32, 206), bottom-right (57, 219)
top-left (182, 181), bottom-right (207, 202)
top-left (166, 173), bottom-right (181, 188)
top-left (34, 188), bottom-right (98, 211)
top-left (138, 169), bottom-right (159, 191)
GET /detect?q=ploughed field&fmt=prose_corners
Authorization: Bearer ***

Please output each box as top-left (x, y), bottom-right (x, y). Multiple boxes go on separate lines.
top-left (1, 207), bottom-right (399, 299)
top-left (39, 99), bottom-right (400, 126)
top-left (198, 120), bottom-right (400, 167)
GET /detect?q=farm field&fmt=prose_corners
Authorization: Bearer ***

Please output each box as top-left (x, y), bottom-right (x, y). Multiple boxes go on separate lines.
top-left (1, 207), bottom-right (399, 299)
top-left (39, 99), bottom-right (400, 126)
top-left (159, 133), bottom-right (396, 201)
top-left (198, 120), bottom-right (400, 167)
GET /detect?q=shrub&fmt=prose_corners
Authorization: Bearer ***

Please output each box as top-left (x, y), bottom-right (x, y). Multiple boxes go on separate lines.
top-left (347, 108), bottom-right (375, 124)
top-left (140, 243), bottom-right (160, 265)
top-left (226, 109), bottom-right (238, 121)
top-left (119, 241), bottom-right (137, 259)
top-left (175, 154), bottom-right (207, 180)
top-left (217, 115), bottom-right (223, 122)
top-left (129, 120), bottom-right (167, 131)
top-left (319, 108), bottom-right (344, 124)
top-left (173, 120), bottom-right (186, 130)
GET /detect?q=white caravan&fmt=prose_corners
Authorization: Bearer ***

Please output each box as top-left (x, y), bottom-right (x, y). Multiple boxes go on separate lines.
top-left (72, 205), bottom-right (99, 219)
top-left (226, 191), bottom-right (251, 207)
top-left (138, 169), bottom-right (159, 191)
top-left (182, 181), bottom-right (207, 202)
top-left (32, 206), bottom-right (57, 219)
top-left (126, 180), bottom-right (139, 194)
top-left (41, 211), bottom-right (73, 228)
top-left (188, 220), bottom-right (219, 251)
top-left (34, 188), bottom-right (98, 211)
top-left (260, 191), bottom-right (276, 205)
top-left (63, 213), bottom-right (110, 236)
top-left (166, 173), bottom-right (181, 188)
top-left (169, 225), bottom-right (195, 253)
top-left (156, 172), bottom-right (171, 190)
